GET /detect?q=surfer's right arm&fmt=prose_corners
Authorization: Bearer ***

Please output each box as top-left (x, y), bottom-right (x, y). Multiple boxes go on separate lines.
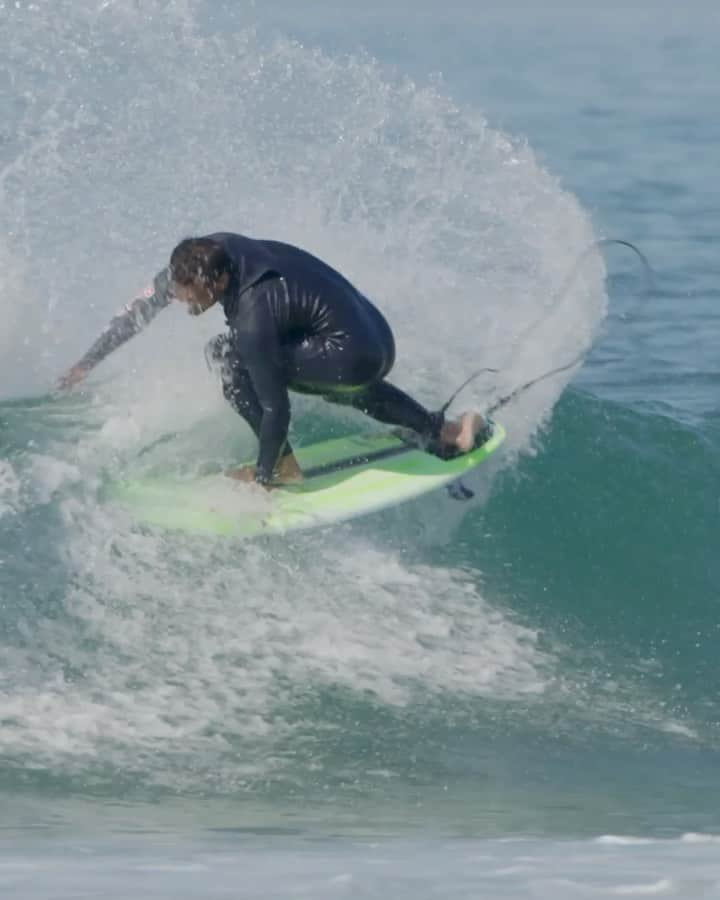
top-left (57, 268), bottom-right (173, 388)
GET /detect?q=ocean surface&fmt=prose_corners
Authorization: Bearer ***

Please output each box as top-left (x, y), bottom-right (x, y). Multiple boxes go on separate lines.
top-left (1, 1), bottom-right (719, 896)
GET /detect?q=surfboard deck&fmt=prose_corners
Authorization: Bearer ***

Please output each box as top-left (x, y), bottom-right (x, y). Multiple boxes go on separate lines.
top-left (107, 421), bottom-right (506, 538)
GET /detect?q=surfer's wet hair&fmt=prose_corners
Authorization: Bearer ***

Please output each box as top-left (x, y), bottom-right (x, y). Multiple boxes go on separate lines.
top-left (170, 237), bottom-right (232, 287)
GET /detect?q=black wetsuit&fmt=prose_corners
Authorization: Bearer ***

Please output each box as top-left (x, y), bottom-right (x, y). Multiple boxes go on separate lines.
top-left (78, 232), bottom-right (442, 483)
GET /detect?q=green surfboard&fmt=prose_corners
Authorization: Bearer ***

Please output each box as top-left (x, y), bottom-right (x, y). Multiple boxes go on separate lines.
top-left (108, 421), bottom-right (506, 538)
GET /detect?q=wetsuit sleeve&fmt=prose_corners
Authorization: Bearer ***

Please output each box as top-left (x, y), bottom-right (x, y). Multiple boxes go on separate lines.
top-left (232, 286), bottom-right (290, 484)
top-left (75, 268), bottom-right (173, 371)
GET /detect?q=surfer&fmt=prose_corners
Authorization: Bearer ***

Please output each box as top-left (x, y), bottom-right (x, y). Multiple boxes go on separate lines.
top-left (58, 233), bottom-right (485, 486)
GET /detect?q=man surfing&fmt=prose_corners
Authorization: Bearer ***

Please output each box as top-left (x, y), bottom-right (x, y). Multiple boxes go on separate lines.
top-left (58, 233), bottom-right (486, 486)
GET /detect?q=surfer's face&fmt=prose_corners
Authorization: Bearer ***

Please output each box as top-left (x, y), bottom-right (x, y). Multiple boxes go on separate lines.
top-left (172, 278), bottom-right (217, 316)
top-left (172, 270), bottom-right (230, 316)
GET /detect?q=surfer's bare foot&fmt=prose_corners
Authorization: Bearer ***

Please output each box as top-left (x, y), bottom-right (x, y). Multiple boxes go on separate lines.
top-left (225, 454), bottom-right (302, 490)
top-left (226, 465), bottom-right (256, 483)
top-left (440, 412), bottom-right (486, 454)
top-left (272, 452), bottom-right (303, 485)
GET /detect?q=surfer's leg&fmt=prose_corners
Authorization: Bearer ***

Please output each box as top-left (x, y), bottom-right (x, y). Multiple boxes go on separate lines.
top-left (283, 302), bottom-right (395, 389)
top-left (287, 330), bottom-right (484, 454)
top-left (344, 381), bottom-right (443, 442)
top-left (343, 384), bottom-right (486, 454)
top-left (283, 325), bottom-right (441, 439)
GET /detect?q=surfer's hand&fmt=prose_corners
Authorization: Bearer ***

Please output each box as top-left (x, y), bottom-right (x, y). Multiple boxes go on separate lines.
top-left (56, 364), bottom-right (88, 390)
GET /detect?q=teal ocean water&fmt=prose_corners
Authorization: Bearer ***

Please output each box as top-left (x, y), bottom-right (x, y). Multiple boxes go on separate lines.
top-left (1, 2), bottom-right (719, 896)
